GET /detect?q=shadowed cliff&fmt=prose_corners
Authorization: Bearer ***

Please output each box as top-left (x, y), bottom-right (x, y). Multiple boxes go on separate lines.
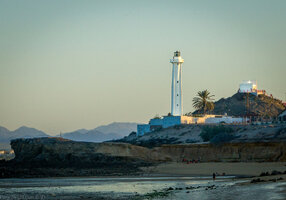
top-left (2, 134), bottom-right (286, 178)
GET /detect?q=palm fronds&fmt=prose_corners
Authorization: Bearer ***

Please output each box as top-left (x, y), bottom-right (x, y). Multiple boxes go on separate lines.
top-left (192, 90), bottom-right (215, 114)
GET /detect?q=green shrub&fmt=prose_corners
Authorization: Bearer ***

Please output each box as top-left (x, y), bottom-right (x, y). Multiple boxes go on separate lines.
top-left (210, 132), bottom-right (236, 144)
top-left (200, 125), bottom-right (234, 142)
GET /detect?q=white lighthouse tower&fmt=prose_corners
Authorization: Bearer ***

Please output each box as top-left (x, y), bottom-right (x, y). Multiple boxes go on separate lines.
top-left (170, 51), bottom-right (184, 116)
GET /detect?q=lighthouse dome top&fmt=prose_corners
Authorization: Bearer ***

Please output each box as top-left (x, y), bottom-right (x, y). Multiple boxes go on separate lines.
top-left (170, 51), bottom-right (184, 63)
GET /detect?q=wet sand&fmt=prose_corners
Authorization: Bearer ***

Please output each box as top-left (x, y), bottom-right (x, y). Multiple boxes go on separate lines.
top-left (1, 162), bottom-right (286, 199)
top-left (1, 174), bottom-right (286, 200)
top-left (141, 162), bottom-right (286, 199)
top-left (142, 162), bottom-right (286, 176)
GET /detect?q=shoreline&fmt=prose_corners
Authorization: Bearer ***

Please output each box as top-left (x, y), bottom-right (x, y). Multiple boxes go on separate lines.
top-left (141, 162), bottom-right (286, 177)
top-left (1, 161), bottom-right (286, 179)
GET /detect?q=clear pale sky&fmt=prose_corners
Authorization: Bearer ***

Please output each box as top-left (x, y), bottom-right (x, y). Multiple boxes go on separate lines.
top-left (0, 0), bottom-right (285, 135)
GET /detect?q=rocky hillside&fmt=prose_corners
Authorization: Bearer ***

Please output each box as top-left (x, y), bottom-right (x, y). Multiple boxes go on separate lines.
top-left (116, 124), bottom-right (286, 147)
top-left (193, 92), bottom-right (285, 117)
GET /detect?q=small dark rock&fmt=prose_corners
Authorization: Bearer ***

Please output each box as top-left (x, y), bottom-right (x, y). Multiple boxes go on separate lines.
top-left (271, 170), bottom-right (282, 176)
top-left (250, 178), bottom-right (265, 183)
top-left (260, 172), bottom-right (270, 176)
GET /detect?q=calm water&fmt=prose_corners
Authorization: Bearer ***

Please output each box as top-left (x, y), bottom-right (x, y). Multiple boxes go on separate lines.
top-left (0, 176), bottom-right (285, 199)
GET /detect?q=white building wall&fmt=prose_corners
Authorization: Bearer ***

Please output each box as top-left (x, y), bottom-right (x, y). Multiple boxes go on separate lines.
top-left (205, 116), bottom-right (244, 124)
top-left (180, 116), bottom-right (194, 124)
top-left (137, 115), bottom-right (246, 136)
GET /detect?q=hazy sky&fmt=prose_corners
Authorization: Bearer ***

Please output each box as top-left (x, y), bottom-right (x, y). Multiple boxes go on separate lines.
top-left (1, 0), bottom-right (286, 135)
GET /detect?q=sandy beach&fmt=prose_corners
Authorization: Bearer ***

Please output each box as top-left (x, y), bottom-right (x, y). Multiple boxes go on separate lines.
top-left (142, 162), bottom-right (286, 177)
top-left (2, 162), bottom-right (286, 199)
top-left (140, 162), bottom-right (286, 199)
top-left (1, 173), bottom-right (286, 200)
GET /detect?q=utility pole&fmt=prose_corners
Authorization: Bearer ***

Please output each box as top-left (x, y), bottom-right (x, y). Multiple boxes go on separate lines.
top-left (245, 93), bottom-right (250, 124)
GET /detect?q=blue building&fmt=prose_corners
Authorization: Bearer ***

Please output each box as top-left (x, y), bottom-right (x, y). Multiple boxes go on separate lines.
top-left (137, 115), bottom-right (193, 136)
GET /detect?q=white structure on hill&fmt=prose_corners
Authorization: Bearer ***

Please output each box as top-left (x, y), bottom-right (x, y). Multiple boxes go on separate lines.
top-left (239, 80), bottom-right (257, 93)
top-left (170, 51), bottom-right (184, 116)
top-left (238, 80), bottom-right (265, 96)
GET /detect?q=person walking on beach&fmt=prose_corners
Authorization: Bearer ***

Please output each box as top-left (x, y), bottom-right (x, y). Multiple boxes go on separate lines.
top-left (213, 173), bottom-right (216, 181)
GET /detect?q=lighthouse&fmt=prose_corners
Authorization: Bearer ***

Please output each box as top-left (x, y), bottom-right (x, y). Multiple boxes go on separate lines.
top-left (170, 51), bottom-right (184, 116)
top-left (136, 51), bottom-right (246, 136)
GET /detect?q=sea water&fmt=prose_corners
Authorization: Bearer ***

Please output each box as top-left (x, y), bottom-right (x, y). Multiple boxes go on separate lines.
top-left (0, 176), bottom-right (285, 199)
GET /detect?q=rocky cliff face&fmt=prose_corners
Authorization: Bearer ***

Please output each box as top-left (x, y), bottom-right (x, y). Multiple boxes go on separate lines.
top-left (1, 138), bottom-right (153, 178)
top-left (152, 142), bottom-right (286, 162)
top-left (10, 137), bottom-right (151, 168)
top-left (117, 124), bottom-right (286, 147)
top-left (9, 137), bottom-right (286, 165)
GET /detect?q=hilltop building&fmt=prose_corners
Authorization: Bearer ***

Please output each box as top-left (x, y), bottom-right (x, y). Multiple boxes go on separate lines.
top-left (238, 80), bottom-right (265, 96)
top-left (137, 51), bottom-right (245, 136)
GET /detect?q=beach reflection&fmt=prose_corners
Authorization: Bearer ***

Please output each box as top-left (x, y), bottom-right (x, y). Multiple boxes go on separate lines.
top-left (0, 176), bottom-right (285, 199)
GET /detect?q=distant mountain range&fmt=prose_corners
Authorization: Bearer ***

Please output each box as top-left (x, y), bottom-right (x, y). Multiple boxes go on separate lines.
top-left (0, 126), bottom-right (49, 143)
top-left (59, 122), bottom-right (137, 142)
top-left (0, 122), bottom-right (138, 149)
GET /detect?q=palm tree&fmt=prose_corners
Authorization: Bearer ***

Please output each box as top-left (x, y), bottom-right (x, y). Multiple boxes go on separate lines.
top-left (193, 90), bottom-right (215, 114)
